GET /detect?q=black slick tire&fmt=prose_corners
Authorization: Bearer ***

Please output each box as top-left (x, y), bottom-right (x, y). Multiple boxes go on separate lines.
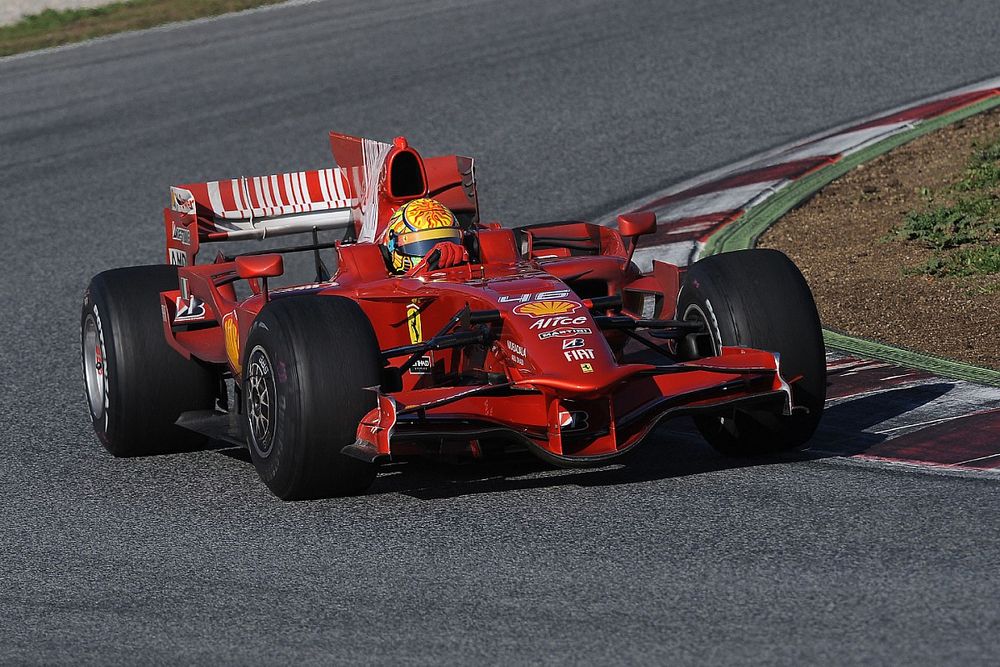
top-left (676, 249), bottom-right (826, 455)
top-left (81, 265), bottom-right (218, 456)
top-left (242, 295), bottom-right (380, 500)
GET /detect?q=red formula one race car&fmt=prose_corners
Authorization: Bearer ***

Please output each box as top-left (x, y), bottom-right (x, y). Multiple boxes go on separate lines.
top-left (81, 133), bottom-right (826, 499)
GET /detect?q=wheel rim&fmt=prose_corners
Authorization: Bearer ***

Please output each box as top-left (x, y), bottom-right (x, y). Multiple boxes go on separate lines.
top-left (245, 345), bottom-right (276, 458)
top-left (682, 302), bottom-right (721, 357)
top-left (82, 314), bottom-right (107, 422)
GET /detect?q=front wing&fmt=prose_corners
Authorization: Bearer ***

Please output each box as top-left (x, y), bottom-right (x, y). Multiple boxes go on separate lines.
top-left (348, 347), bottom-right (794, 465)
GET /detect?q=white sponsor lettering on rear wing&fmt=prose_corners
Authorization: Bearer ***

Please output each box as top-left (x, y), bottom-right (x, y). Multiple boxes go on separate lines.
top-left (171, 167), bottom-right (358, 242)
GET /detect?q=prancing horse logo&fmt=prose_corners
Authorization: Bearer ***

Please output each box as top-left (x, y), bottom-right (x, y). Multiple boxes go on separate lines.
top-left (406, 303), bottom-right (422, 344)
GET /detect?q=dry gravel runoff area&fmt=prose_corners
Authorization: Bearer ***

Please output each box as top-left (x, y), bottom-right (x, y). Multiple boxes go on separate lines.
top-left (760, 108), bottom-right (1000, 370)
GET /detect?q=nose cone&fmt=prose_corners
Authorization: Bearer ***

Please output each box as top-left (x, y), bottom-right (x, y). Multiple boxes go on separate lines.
top-left (498, 295), bottom-right (619, 393)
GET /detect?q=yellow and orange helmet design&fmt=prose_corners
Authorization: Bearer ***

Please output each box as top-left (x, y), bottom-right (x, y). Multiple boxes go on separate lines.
top-left (383, 198), bottom-right (462, 272)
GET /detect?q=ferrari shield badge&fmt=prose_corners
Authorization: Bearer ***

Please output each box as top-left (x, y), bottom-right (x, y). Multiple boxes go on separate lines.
top-left (406, 303), bottom-right (422, 344)
top-left (223, 311), bottom-right (240, 371)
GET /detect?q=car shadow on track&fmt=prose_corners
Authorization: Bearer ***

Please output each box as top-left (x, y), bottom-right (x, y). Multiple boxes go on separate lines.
top-left (212, 382), bottom-right (955, 500)
top-left (806, 381), bottom-right (957, 456)
top-left (213, 423), bottom-right (782, 500)
top-left (370, 426), bottom-right (767, 500)
top-left (381, 382), bottom-right (959, 499)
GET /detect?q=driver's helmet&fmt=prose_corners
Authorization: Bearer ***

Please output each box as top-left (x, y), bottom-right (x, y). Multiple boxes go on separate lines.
top-left (382, 198), bottom-right (463, 272)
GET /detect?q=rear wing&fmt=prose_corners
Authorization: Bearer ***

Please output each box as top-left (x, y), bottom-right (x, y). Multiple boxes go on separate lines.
top-left (165, 133), bottom-right (479, 266)
top-left (164, 168), bottom-right (356, 266)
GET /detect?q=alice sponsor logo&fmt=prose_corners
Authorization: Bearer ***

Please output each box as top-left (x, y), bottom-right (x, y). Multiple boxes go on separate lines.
top-left (512, 300), bottom-right (580, 318)
top-left (529, 315), bottom-right (588, 330)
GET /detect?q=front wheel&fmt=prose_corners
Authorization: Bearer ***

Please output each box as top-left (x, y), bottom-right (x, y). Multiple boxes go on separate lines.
top-left (677, 249), bottom-right (826, 456)
top-left (242, 295), bottom-right (381, 500)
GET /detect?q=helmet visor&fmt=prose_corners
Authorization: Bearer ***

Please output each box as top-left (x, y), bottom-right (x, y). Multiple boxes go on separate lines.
top-left (395, 227), bottom-right (463, 258)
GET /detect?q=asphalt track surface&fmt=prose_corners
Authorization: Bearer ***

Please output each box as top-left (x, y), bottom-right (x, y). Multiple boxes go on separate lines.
top-left (3, 0), bottom-right (1000, 663)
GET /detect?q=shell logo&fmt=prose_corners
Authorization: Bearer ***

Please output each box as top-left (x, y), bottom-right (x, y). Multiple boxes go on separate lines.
top-left (512, 300), bottom-right (581, 318)
top-left (223, 312), bottom-right (240, 371)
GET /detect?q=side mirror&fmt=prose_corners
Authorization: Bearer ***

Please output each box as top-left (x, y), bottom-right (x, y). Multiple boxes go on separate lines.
top-left (617, 211), bottom-right (657, 238)
top-left (617, 211), bottom-right (656, 264)
top-left (235, 254), bottom-right (284, 279)
top-left (235, 254), bottom-right (283, 301)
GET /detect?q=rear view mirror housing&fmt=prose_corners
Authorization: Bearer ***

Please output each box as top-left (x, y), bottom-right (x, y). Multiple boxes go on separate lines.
top-left (235, 254), bottom-right (284, 279)
top-left (234, 254), bottom-right (284, 301)
top-left (617, 211), bottom-right (657, 263)
top-left (617, 211), bottom-right (657, 238)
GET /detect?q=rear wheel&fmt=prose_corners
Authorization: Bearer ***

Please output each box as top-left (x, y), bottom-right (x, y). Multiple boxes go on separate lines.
top-left (81, 265), bottom-right (217, 456)
top-left (243, 296), bottom-right (381, 500)
top-left (677, 249), bottom-right (826, 455)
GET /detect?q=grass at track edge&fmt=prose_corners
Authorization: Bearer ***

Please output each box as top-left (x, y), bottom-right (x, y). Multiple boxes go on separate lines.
top-left (700, 93), bottom-right (1000, 387)
top-left (0, 0), bottom-right (287, 57)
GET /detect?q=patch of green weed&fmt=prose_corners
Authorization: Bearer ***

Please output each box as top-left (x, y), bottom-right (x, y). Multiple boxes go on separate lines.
top-left (894, 130), bottom-right (1000, 276)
